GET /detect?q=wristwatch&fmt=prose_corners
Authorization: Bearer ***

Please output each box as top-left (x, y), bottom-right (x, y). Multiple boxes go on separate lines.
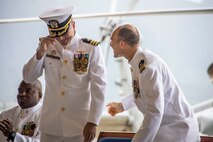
top-left (7, 131), bottom-right (16, 142)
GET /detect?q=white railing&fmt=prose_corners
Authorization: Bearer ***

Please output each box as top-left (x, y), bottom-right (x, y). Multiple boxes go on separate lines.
top-left (0, 7), bottom-right (213, 24)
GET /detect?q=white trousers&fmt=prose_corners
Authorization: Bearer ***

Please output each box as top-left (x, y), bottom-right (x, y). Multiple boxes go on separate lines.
top-left (40, 132), bottom-right (84, 142)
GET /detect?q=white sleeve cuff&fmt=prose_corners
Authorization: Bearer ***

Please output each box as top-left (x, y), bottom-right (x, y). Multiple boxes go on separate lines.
top-left (121, 94), bottom-right (136, 111)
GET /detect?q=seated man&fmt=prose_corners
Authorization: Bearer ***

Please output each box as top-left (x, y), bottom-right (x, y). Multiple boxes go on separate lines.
top-left (0, 80), bottom-right (42, 142)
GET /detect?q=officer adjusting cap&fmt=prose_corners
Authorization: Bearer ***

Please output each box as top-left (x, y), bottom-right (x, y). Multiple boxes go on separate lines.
top-left (39, 5), bottom-right (73, 37)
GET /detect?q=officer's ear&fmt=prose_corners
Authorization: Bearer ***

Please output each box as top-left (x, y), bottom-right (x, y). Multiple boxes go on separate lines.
top-left (119, 40), bottom-right (126, 48)
top-left (71, 20), bottom-right (75, 29)
top-left (38, 92), bottom-right (42, 100)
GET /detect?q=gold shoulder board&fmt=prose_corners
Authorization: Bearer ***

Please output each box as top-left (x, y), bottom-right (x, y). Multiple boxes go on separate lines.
top-left (82, 38), bottom-right (100, 46)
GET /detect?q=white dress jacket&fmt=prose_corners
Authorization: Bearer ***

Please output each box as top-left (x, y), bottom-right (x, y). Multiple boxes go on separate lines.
top-left (23, 34), bottom-right (107, 137)
top-left (0, 103), bottom-right (42, 142)
top-left (121, 48), bottom-right (200, 142)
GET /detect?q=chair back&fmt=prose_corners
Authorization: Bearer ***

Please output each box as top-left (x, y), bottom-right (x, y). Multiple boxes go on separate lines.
top-left (97, 131), bottom-right (135, 142)
top-left (200, 135), bottom-right (213, 142)
top-left (97, 131), bottom-right (213, 142)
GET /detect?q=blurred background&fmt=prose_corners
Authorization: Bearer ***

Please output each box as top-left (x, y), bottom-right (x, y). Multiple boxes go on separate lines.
top-left (0, 0), bottom-right (213, 138)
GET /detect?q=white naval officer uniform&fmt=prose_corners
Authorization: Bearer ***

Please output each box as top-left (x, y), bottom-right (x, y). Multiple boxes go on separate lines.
top-left (0, 103), bottom-right (41, 142)
top-left (121, 48), bottom-right (200, 142)
top-left (22, 33), bottom-right (107, 140)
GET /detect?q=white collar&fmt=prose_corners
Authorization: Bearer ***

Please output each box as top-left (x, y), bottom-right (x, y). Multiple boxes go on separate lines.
top-left (67, 33), bottom-right (81, 49)
top-left (17, 102), bottom-right (41, 117)
top-left (129, 47), bottom-right (143, 68)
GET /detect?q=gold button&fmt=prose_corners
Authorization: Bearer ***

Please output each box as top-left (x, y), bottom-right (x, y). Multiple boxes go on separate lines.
top-left (61, 91), bottom-right (65, 96)
top-left (62, 76), bottom-right (66, 79)
top-left (61, 107), bottom-right (65, 111)
top-left (64, 60), bottom-right (68, 64)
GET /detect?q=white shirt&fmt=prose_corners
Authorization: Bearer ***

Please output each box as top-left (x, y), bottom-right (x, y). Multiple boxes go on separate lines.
top-left (121, 48), bottom-right (200, 142)
top-left (0, 103), bottom-right (41, 142)
top-left (23, 34), bottom-right (107, 137)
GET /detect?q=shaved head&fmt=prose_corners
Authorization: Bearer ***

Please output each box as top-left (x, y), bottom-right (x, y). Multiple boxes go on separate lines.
top-left (115, 24), bottom-right (140, 47)
top-left (110, 23), bottom-right (141, 61)
top-left (18, 79), bottom-right (42, 109)
top-left (31, 79), bottom-right (42, 92)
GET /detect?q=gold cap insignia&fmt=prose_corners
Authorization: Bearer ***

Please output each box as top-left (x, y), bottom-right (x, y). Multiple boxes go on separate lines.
top-left (49, 20), bottom-right (59, 29)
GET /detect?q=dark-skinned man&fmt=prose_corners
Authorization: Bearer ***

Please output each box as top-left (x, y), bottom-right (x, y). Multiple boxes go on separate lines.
top-left (0, 80), bottom-right (42, 142)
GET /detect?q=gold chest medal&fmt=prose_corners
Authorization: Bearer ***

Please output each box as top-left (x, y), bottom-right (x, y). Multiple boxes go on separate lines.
top-left (73, 52), bottom-right (89, 74)
top-left (21, 122), bottom-right (36, 137)
top-left (133, 80), bottom-right (140, 99)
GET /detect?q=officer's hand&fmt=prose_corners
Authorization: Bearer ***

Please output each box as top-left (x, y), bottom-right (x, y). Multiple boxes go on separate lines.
top-left (83, 122), bottom-right (97, 142)
top-left (106, 102), bottom-right (124, 116)
top-left (36, 36), bottom-right (56, 59)
top-left (0, 118), bottom-right (13, 137)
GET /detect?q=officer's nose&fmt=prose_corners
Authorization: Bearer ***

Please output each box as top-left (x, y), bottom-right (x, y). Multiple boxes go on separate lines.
top-left (19, 91), bottom-right (27, 97)
top-left (58, 36), bottom-right (64, 41)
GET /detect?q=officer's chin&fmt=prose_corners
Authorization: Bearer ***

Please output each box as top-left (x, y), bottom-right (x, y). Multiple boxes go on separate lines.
top-left (18, 100), bottom-right (27, 108)
top-left (58, 41), bottom-right (67, 47)
top-left (61, 41), bottom-right (68, 46)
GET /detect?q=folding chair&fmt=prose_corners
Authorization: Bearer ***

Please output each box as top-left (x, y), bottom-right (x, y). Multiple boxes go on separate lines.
top-left (97, 131), bottom-right (135, 142)
top-left (97, 131), bottom-right (213, 142)
top-left (200, 135), bottom-right (213, 142)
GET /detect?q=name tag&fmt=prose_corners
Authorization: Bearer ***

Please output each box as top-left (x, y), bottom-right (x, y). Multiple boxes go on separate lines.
top-left (46, 54), bottom-right (60, 60)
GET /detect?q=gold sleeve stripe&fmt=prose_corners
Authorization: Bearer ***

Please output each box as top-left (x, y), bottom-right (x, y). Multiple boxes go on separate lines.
top-left (82, 38), bottom-right (100, 46)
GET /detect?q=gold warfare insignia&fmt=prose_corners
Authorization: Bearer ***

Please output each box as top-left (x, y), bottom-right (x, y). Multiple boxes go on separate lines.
top-left (82, 38), bottom-right (100, 46)
top-left (133, 80), bottom-right (140, 99)
top-left (139, 60), bottom-right (146, 73)
top-left (73, 52), bottom-right (89, 74)
top-left (21, 122), bottom-right (36, 137)
top-left (49, 20), bottom-right (59, 29)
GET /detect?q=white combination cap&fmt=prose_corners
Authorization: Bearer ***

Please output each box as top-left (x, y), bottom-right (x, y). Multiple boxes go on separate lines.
top-left (39, 5), bottom-right (74, 37)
